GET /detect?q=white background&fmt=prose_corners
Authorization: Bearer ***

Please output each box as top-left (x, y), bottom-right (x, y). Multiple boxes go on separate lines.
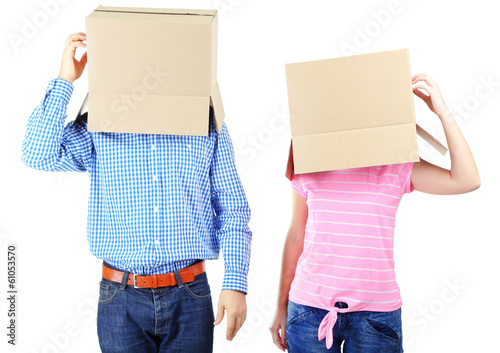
top-left (1, 0), bottom-right (499, 352)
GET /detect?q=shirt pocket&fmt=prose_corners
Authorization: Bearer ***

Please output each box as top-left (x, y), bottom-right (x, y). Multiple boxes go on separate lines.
top-left (168, 135), bottom-right (213, 182)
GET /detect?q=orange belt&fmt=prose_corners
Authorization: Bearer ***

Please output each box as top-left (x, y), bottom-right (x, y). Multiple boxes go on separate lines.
top-left (102, 261), bottom-right (205, 289)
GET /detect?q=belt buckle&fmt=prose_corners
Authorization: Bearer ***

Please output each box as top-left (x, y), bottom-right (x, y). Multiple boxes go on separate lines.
top-left (133, 274), bottom-right (141, 289)
top-left (133, 274), bottom-right (158, 288)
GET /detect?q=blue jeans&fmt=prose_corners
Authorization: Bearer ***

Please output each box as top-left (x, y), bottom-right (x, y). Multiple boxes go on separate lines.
top-left (286, 300), bottom-right (403, 353)
top-left (97, 262), bottom-right (214, 353)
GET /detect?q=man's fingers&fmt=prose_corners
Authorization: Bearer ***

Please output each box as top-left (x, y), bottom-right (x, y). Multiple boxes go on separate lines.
top-left (213, 304), bottom-right (224, 325)
top-left (226, 315), bottom-right (236, 340)
top-left (232, 315), bottom-right (244, 339)
top-left (71, 41), bottom-right (87, 50)
top-left (215, 291), bottom-right (246, 340)
top-left (65, 32), bottom-right (86, 49)
top-left (79, 51), bottom-right (88, 65)
top-left (233, 307), bottom-right (247, 339)
top-left (63, 41), bottom-right (86, 59)
top-left (226, 311), bottom-right (245, 340)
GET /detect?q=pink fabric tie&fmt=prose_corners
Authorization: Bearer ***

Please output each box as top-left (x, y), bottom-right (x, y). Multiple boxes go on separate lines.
top-left (318, 306), bottom-right (341, 349)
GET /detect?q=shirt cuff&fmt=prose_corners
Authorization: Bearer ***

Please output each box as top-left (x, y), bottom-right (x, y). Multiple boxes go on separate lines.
top-left (46, 78), bottom-right (74, 105)
top-left (222, 271), bottom-right (248, 294)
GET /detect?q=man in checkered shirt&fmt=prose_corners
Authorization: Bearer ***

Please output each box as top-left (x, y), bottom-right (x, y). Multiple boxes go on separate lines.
top-left (22, 32), bottom-right (252, 353)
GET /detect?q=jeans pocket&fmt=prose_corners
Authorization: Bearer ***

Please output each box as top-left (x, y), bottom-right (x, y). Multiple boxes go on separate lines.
top-left (363, 317), bottom-right (401, 344)
top-left (98, 279), bottom-right (120, 304)
top-left (183, 273), bottom-right (211, 300)
top-left (286, 301), bottom-right (317, 327)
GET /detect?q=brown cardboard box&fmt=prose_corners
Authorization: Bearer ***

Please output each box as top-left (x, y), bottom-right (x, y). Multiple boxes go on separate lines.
top-left (285, 49), bottom-right (447, 179)
top-left (86, 6), bottom-right (224, 135)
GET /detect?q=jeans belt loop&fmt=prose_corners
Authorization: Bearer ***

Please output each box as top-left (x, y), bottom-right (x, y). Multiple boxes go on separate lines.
top-left (173, 271), bottom-right (184, 289)
top-left (120, 270), bottom-right (130, 290)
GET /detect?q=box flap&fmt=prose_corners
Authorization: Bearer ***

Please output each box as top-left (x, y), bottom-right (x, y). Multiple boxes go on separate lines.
top-left (294, 123), bottom-right (420, 174)
top-left (87, 93), bottom-right (210, 136)
top-left (210, 82), bottom-right (225, 133)
top-left (287, 123), bottom-right (420, 176)
top-left (285, 123), bottom-right (448, 178)
top-left (416, 124), bottom-right (448, 155)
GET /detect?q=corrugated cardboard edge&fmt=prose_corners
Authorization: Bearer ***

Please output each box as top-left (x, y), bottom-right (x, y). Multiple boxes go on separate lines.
top-left (94, 6), bottom-right (217, 16)
top-left (211, 82), bottom-right (225, 133)
top-left (285, 125), bottom-right (448, 180)
top-left (285, 141), bottom-right (294, 181)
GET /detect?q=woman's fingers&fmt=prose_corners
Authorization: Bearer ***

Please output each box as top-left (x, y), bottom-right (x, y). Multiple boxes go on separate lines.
top-left (271, 330), bottom-right (286, 351)
top-left (413, 77), bottom-right (434, 89)
top-left (412, 73), bottom-right (438, 89)
top-left (413, 84), bottom-right (430, 95)
top-left (270, 322), bottom-right (287, 351)
top-left (413, 87), bottom-right (430, 102)
top-left (280, 326), bottom-right (287, 347)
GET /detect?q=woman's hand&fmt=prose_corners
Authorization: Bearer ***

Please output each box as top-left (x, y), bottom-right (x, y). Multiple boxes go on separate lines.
top-left (58, 32), bottom-right (87, 84)
top-left (412, 73), bottom-right (450, 119)
top-left (410, 73), bottom-right (480, 195)
top-left (270, 304), bottom-right (288, 351)
top-left (269, 190), bottom-right (307, 350)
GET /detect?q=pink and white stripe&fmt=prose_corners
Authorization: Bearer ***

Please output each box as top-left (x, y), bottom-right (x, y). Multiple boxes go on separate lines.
top-left (289, 163), bottom-right (413, 348)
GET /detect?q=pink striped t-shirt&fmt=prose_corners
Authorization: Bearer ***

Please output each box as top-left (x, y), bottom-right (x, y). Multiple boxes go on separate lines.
top-left (289, 163), bottom-right (414, 349)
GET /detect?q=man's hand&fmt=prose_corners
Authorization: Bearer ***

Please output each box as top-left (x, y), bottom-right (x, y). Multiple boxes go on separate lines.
top-left (213, 289), bottom-right (247, 341)
top-left (58, 32), bottom-right (87, 84)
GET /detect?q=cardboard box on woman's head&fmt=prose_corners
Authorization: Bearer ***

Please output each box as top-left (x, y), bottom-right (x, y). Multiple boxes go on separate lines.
top-left (285, 49), bottom-right (447, 179)
top-left (85, 6), bottom-right (224, 135)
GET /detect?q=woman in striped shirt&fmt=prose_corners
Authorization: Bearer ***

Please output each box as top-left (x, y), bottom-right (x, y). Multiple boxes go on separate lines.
top-left (270, 73), bottom-right (480, 353)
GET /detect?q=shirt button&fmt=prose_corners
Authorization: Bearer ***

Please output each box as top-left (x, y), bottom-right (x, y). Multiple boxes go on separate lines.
top-left (154, 240), bottom-right (160, 245)
top-left (151, 144), bottom-right (156, 150)
top-left (154, 206), bottom-right (159, 213)
top-left (153, 175), bottom-right (157, 181)
top-left (187, 144), bottom-right (192, 149)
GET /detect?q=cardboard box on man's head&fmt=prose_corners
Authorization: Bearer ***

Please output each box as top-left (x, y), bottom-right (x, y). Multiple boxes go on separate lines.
top-left (285, 49), bottom-right (447, 180)
top-left (85, 6), bottom-right (224, 135)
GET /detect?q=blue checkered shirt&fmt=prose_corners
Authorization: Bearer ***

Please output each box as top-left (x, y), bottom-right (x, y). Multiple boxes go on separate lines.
top-left (22, 78), bottom-right (252, 293)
